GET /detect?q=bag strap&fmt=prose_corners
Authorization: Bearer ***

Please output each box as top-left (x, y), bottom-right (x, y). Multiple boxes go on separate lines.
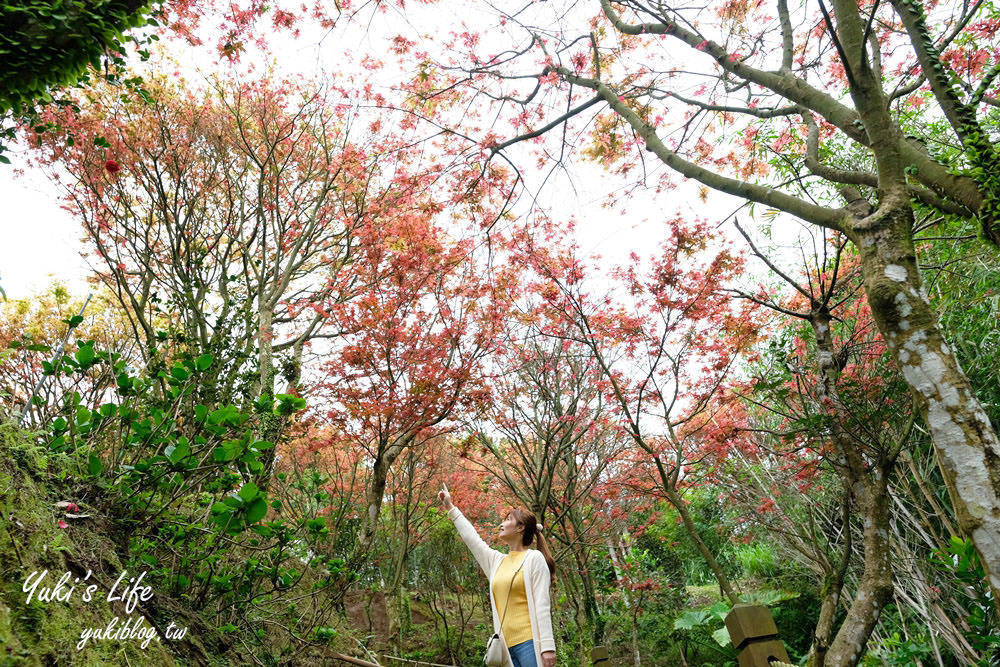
top-left (497, 551), bottom-right (528, 629)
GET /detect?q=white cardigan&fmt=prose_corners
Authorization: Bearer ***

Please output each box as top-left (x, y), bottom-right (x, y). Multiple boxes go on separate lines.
top-left (448, 506), bottom-right (555, 667)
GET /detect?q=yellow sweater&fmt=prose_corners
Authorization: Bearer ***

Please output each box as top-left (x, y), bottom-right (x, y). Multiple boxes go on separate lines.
top-left (491, 550), bottom-right (533, 647)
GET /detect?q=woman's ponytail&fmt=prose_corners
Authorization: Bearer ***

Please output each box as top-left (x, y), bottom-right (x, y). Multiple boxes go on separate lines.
top-left (534, 527), bottom-right (557, 587)
top-left (511, 508), bottom-right (557, 587)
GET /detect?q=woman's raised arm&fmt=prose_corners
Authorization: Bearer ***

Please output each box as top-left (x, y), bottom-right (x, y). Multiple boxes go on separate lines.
top-left (438, 484), bottom-right (501, 575)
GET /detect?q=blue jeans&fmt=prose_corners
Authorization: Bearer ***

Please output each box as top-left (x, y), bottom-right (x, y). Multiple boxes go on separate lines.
top-left (508, 640), bottom-right (537, 667)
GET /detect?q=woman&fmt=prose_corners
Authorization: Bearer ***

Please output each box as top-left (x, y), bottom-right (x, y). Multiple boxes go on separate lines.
top-left (438, 483), bottom-right (557, 667)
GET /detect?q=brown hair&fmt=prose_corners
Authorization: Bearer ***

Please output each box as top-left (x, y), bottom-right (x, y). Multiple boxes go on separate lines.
top-left (508, 508), bottom-right (557, 585)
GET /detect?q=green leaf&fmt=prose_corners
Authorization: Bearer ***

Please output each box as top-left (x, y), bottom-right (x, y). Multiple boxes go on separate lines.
top-left (194, 353), bottom-right (213, 371)
top-left (274, 393), bottom-right (306, 415)
top-left (306, 518), bottom-right (328, 534)
top-left (712, 627), bottom-right (731, 647)
top-left (171, 574), bottom-right (190, 592)
top-left (213, 442), bottom-right (236, 462)
top-left (88, 453), bottom-right (103, 476)
top-left (194, 405), bottom-right (208, 422)
top-left (238, 482), bottom-right (259, 502)
top-left (170, 364), bottom-right (189, 381)
top-left (246, 497), bottom-right (267, 523)
top-left (674, 610), bottom-right (709, 631)
top-left (708, 601), bottom-right (730, 621)
top-left (210, 502), bottom-right (232, 516)
top-left (223, 494), bottom-right (244, 509)
top-left (743, 589), bottom-right (800, 606)
top-left (209, 405), bottom-right (243, 426)
top-left (165, 438), bottom-right (190, 464)
top-left (75, 344), bottom-right (95, 366)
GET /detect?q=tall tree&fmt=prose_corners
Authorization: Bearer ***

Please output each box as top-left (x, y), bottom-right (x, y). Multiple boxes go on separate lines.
top-left (478, 327), bottom-right (625, 647)
top-left (319, 204), bottom-right (514, 587)
top-left (723, 227), bottom-right (911, 666)
top-left (515, 216), bottom-right (759, 604)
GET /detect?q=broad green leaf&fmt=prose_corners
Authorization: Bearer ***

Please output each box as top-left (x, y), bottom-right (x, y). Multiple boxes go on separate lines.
top-left (210, 502), bottom-right (231, 515)
top-left (744, 589), bottom-right (800, 606)
top-left (194, 353), bottom-right (213, 371)
top-left (75, 344), bottom-right (95, 366)
top-left (246, 497), bottom-right (267, 524)
top-left (88, 453), bottom-right (103, 476)
top-left (213, 442), bottom-right (235, 462)
top-left (674, 610), bottom-right (710, 630)
top-left (712, 627), bottom-right (731, 647)
top-left (166, 438), bottom-right (190, 464)
top-left (708, 601), bottom-right (731, 620)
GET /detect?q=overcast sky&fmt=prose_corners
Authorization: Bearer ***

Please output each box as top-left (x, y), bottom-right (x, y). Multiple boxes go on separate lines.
top-left (1, 163), bottom-right (93, 299)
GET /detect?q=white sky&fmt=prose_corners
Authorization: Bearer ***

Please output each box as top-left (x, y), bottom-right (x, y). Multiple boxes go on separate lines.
top-left (0, 164), bottom-right (93, 299)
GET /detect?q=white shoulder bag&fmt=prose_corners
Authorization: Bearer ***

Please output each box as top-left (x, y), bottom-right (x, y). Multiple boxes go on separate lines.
top-left (484, 554), bottom-right (528, 666)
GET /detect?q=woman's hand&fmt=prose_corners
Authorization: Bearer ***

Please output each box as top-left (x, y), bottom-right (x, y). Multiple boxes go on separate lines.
top-left (541, 650), bottom-right (556, 667)
top-left (438, 483), bottom-right (454, 511)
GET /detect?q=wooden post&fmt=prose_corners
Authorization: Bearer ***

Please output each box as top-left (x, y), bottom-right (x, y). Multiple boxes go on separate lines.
top-left (591, 645), bottom-right (611, 665)
top-left (724, 604), bottom-right (791, 667)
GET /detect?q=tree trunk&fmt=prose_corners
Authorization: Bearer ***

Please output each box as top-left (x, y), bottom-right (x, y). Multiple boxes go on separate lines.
top-left (809, 568), bottom-right (846, 667)
top-left (258, 304), bottom-right (275, 402)
top-left (824, 481), bottom-right (894, 667)
top-left (661, 482), bottom-right (740, 604)
top-left (810, 311), bottom-right (895, 667)
top-left (255, 305), bottom-right (285, 488)
top-left (344, 437), bottom-right (410, 587)
top-left (631, 601), bottom-right (641, 667)
top-left (357, 453), bottom-right (390, 566)
top-left (850, 200), bottom-right (1000, 597)
top-left (569, 508), bottom-right (604, 645)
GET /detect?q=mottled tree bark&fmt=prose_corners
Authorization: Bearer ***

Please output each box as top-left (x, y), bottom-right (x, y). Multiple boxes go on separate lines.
top-left (850, 202), bottom-right (1000, 597)
top-left (810, 314), bottom-right (895, 667)
top-left (825, 484), bottom-right (894, 666)
top-left (807, 503), bottom-right (850, 667)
